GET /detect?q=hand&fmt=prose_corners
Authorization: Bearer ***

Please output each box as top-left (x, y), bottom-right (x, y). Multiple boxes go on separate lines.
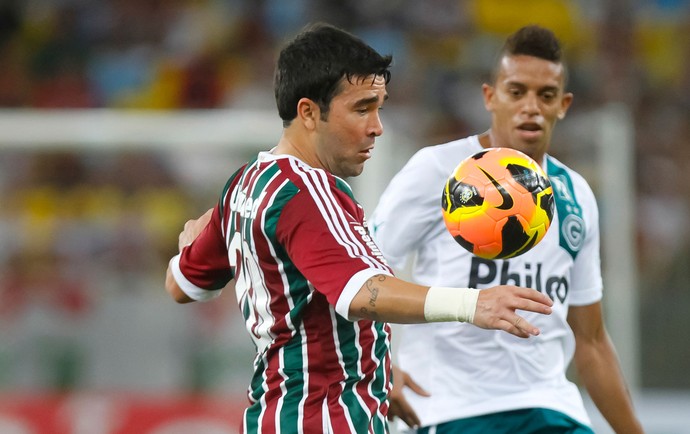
top-left (388, 364), bottom-right (430, 428)
top-left (178, 208), bottom-right (214, 251)
top-left (472, 285), bottom-right (553, 338)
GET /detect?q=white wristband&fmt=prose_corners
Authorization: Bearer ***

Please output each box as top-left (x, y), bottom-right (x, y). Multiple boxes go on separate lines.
top-left (424, 286), bottom-right (480, 323)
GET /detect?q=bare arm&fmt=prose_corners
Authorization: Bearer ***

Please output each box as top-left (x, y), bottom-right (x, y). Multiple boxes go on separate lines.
top-left (569, 302), bottom-right (644, 434)
top-left (164, 209), bottom-right (214, 304)
top-left (349, 274), bottom-right (553, 338)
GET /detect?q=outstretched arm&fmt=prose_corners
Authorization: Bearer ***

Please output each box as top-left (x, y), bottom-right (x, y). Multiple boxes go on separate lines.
top-left (168, 210), bottom-right (553, 339)
top-left (569, 302), bottom-right (644, 434)
top-left (350, 274), bottom-right (553, 338)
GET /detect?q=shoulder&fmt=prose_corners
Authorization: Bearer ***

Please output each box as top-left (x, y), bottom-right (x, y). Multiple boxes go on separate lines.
top-left (278, 157), bottom-right (353, 198)
top-left (546, 155), bottom-right (588, 185)
top-left (259, 153), bottom-right (331, 199)
top-left (394, 136), bottom-right (482, 189)
top-left (222, 154), bottom-right (305, 215)
top-left (546, 155), bottom-right (596, 203)
top-left (546, 154), bottom-right (599, 235)
top-left (409, 136), bottom-right (482, 172)
top-left (269, 157), bottom-right (360, 218)
top-left (380, 135), bottom-right (483, 200)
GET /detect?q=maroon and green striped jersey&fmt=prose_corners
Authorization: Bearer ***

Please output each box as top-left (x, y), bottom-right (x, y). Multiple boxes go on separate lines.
top-left (170, 151), bottom-right (394, 433)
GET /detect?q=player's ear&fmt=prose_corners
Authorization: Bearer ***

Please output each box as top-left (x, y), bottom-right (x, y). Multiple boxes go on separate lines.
top-left (297, 98), bottom-right (320, 130)
top-left (558, 92), bottom-right (573, 119)
top-left (482, 83), bottom-right (495, 111)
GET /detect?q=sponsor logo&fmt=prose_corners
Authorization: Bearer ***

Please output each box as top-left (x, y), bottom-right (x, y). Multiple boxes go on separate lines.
top-left (229, 188), bottom-right (266, 220)
top-left (480, 167), bottom-right (513, 210)
top-left (469, 257), bottom-right (569, 303)
top-left (352, 223), bottom-right (389, 266)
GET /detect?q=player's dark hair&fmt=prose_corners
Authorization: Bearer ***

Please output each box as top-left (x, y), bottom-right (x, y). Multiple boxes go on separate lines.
top-left (491, 25), bottom-right (567, 85)
top-left (274, 23), bottom-right (392, 127)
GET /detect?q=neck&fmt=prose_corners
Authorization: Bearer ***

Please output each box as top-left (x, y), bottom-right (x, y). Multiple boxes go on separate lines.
top-left (274, 131), bottom-right (321, 169)
top-left (478, 130), bottom-right (493, 149)
top-left (477, 130), bottom-right (546, 167)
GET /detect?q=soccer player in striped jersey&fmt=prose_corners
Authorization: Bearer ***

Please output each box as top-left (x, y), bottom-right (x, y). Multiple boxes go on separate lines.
top-left (372, 26), bottom-right (644, 433)
top-left (165, 23), bottom-right (553, 434)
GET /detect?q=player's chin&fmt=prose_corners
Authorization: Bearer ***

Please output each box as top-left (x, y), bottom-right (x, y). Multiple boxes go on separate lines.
top-left (515, 131), bottom-right (546, 147)
top-left (513, 137), bottom-right (544, 156)
top-left (342, 162), bottom-right (366, 178)
top-left (351, 165), bottom-right (365, 177)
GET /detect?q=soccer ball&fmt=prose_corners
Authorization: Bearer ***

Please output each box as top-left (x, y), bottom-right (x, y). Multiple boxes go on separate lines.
top-left (441, 147), bottom-right (554, 259)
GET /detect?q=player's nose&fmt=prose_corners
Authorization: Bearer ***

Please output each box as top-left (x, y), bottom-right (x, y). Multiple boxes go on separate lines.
top-left (368, 112), bottom-right (384, 137)
top-left (521, 92), bottom-right (540, 115)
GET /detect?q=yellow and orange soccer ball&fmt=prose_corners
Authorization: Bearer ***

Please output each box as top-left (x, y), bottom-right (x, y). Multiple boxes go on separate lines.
top-left (441, 147), bottom-right (554, 260)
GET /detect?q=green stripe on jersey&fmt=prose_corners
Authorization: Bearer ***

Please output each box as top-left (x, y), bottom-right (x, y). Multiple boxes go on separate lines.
top-left (334, 176), bottom-right (356, 202)
top-left (546, 157), bottom-right (586, 260)
top-left (335, 318), bottom-right (388, 432)
top-left (278, 331), bottom-right (307, 433)
top-left (218, 165), bottom-right (246, 219)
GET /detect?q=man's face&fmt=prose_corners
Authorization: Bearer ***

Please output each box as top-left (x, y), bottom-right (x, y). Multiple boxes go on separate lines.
top-left (315, 75), bottom-right (387, 178)
top-left (483, 55), bottom-right (572, 162)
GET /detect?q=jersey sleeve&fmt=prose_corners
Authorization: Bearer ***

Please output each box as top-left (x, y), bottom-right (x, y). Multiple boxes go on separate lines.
top-left (370, 148), bottom-right (446, 270)
top-left (569, 182), bottom-right (604, 306)
top-left (170, 206), bottom-right (233, 301)
top-left (277, 186), bottom-right (392, 320)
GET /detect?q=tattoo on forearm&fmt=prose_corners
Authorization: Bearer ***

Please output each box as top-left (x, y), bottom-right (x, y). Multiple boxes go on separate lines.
top-left (359, 275), bottom-right (387, 320)
top-left (366, 278), bottom-right (379, 306)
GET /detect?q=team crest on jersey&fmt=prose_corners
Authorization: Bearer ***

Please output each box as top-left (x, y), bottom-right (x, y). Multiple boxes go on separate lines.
top-left (561, 213), bottom-right (585, 252)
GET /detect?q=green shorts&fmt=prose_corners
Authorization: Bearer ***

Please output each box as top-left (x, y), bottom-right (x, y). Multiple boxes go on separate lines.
top-left (417, 408), bottom-right (594, 434)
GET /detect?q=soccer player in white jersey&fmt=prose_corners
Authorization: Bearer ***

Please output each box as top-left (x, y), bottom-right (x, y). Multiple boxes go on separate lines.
top-left (371, 26), bottom-right (644, 434)
top-left (164, 23), bottom-right (553, 434)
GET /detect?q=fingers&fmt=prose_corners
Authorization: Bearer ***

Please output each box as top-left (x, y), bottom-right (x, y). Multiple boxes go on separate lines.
top-left (514, 286), bottom-right (553, 307)
top-left (200, 207), bottom-right (214, 222)
top-left (515, 298), bottom-right (553, 315)
top-left (403, 371), bottom-right (431, 397)
top-left (184, 208), bottom-right (213, 231)
top-left (473, 286), bottom-right (551, 335)
top-left (500, 323), bottom-right (530, 339)
top-left (184, 208), bottom-right (213, 227)
top-left (492, 316), bottom-right (536, 338)
top-left (389, 366), bottom-right (428, 428)
top-left (178, 208), bottom-right (215, 250)
top-left (388, 395), bottom-right (422, 428)
top-left (511, 315), bottom-right (540, 337)
top-left (497, 286), bottom-right (552, 316)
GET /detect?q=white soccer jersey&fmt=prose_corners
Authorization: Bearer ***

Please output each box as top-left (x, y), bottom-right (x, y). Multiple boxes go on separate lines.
top-left (370, 135), bottom-right (602, 428)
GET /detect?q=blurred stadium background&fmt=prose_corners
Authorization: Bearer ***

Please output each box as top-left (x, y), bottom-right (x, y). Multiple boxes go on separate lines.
top-left (0, 0), bottom-right (689, 433)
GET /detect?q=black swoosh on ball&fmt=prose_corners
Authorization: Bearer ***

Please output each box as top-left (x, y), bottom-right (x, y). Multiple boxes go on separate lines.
top-left (479, 167), bottom-right (513, 210)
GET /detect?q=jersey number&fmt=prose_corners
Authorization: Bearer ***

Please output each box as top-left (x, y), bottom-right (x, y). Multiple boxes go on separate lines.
top-left (228, 231), bottom-right (273, 350)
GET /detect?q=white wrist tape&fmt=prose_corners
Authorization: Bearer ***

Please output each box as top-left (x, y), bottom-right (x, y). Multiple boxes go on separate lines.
top-left (424, 286), bottom-right (480, 323)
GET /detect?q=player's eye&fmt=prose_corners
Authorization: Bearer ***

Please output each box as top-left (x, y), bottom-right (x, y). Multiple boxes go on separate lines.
top-left (541, 91), bottom-right (556, 101)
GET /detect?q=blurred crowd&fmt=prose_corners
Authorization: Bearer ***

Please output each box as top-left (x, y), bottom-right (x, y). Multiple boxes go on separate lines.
top-left (1, 0), bottom-right (690, 392)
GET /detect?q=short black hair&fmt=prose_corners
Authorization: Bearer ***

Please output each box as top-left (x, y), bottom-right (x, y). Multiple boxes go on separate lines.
top-left (503, 25), bottom-right (562, 61)
top-left (274, 23), bottom-right (392, 126)
top-left (492, 25), bottom-right (567, 84)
